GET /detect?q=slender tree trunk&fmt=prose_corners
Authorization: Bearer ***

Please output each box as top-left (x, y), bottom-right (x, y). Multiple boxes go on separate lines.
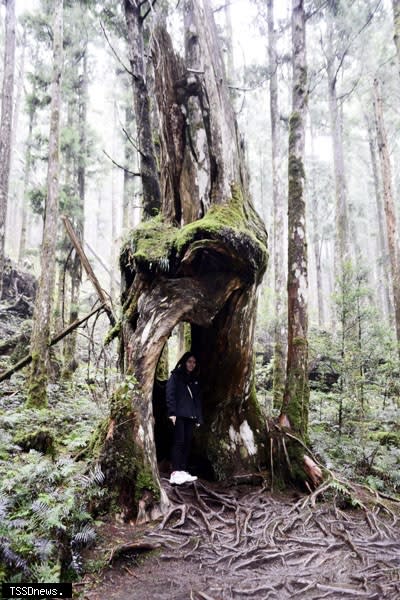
top-left (373, 78), bottom-right (400, 353)
top-left (326, 23), bottom-right (350, 281)
top-left (7, 28), bottom-right (26, 251)
top-left (122, 103), bottom-right (135, 233)
top-left (0, 0), bottom-right (16, 298)
top-left (11, 28), bottom-right (26, 172)
top-left (281, 0), bottom-right (309, 439)
top-left (393, 0), bottom-right (400, 78)
top-left (18, 43), bottom-right (40, 263)
top-left (110, 98), bottom-right (118, 301)
top-left (224, 2), bottom-right (235, 82)
top-left (365, 114), bottom-right (392, 321)
top-left (267, 0), bottom-right (286, 407)
top-left (63, 50), bottom-right (87, 371)
top-left (27, 0), bottom-right (63, 407)
top-left (124, 0), bottom-right (160, 220)
top-left (309, 124), bottom-right (325, 328)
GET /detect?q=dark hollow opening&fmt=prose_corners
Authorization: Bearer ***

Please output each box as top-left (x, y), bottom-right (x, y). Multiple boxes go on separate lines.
top-left (152, 323), bottom-right (215, 481)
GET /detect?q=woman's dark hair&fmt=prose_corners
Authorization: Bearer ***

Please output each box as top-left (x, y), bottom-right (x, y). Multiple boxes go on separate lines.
top-left (174, 351), bottom-right (200, 375)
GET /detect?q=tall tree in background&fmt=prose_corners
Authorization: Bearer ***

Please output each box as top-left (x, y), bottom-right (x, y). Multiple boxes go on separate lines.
top-left (281, 0), bottom-right (309, 439)
top-left (267, 0), bottom-right (286, 407)
top-left (308, 128), bottom-right (326, 329)
top-left (373, 78), bottom-right (400, 354)
top-left (392, 0), bottom-right (400, 76)
top-left (325, 11), bottom-right (351, 281)
top-left (18, 33), bottom-right (42, 263)
top-left (0, 0), bottom-right (16, 298)
top-left (27, 0), bottom-right (63, 407)
top-left (124, 0), bottom-right (160, 220)
top-left (365, 113), bottom-right (392, 321)
top-left (62, 5), bottom-right (90, 374)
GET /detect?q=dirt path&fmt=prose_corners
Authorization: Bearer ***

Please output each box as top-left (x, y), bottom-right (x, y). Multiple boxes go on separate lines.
top-left (79, 479), bottom-right (400, 600)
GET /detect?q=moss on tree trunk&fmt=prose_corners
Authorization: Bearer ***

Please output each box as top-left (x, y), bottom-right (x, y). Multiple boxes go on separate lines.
top-left (95, 0), bottom-right (269, 519)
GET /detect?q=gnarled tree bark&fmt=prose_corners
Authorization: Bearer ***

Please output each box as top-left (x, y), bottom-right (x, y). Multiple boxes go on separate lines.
top-left (95, 0), bottom-right (268, 520)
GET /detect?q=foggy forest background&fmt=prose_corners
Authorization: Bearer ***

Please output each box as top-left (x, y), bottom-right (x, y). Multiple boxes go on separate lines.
top-left (0, 0), bottom-right (399, 586)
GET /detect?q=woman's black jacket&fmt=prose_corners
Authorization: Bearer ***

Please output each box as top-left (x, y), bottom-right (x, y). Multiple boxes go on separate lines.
top-left (166, 368), bottom-right (203, 424)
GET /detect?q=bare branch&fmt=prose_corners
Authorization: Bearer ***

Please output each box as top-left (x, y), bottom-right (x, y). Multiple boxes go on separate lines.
top-left (228, 79), bottom-right (268, 93)
top-left (141, 0), bottom-right (158, 22)
top-left (337, 74), bottom-right (362, 104)
top-left (0, 304), bottom-right (106, 383)
top-left (333, 0), bottom-right (382, 84)
top-left (122, 127), bottom-right (146, 158)
top-left (213, 1), bottom-right (235, 14)
top-left (102, 149), bottom-right (141, 176)
top-left (99, 20), bottom-right (134, 78)
top-left (306, 0), bottom-right (330, 22)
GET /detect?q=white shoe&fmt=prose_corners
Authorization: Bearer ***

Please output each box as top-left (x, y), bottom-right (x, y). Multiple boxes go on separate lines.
top-left (182, 471), bottom-right (197, 482)
top-left (169, 471), bottom-right (198, 484)
top-left (169, 471), bottom-right (188, 485)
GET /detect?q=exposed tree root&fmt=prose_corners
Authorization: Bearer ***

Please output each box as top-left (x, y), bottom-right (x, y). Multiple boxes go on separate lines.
top-left (137, 477), bottom-right (400, 599)
top-left (271, 424), bottom-right (399, 520)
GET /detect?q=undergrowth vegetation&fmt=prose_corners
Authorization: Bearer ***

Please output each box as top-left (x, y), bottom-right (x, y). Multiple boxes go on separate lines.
top-left (0, 372), bottom-right (109, 584)
top-left (1, 261), bottom-right (400, 583)
top-left (309, 390), bottom-right (400, 495)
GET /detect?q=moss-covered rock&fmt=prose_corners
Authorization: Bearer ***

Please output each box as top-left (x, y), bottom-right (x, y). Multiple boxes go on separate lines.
top-left (13, 427), bottom-right (56, 457)
top-left (370, 431), bottom-right (400, 448)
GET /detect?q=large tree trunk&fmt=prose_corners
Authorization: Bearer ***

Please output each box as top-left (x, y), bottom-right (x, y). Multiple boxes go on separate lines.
top-left (282, 0), bottom-right (309, 439)
top-left (0, 0), bottom-right (16, 298)
top-left (95, 0), bottom-right (268, 520)
top-left (373, 78), bottom-right (400, 353)
top-left (268, 0), bottom-right (286, 408)
top-left (27, 0), bottom-right (63, 407)
top-left (124, 0), bottom-right (161, 220)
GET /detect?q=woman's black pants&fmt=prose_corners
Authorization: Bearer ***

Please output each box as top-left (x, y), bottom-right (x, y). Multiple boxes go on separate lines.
top-left (171, 417), bottom-right (195, 471)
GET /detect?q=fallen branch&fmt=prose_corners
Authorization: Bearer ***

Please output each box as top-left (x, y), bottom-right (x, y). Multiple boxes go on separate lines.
top-left (62, 216), bottom-right (116, 326)
top-left (0, 304), bottom-right (106, 383)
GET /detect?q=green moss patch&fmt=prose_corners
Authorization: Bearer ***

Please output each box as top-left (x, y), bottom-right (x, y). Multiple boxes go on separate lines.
top-left (13, 428), bottom-right (56, 457)
top-left (120, 185), bottom-right (268, 280)
top-left (370, 431), bottom-right (400, 448)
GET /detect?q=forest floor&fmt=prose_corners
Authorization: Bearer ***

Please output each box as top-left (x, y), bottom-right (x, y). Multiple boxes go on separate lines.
top-left (78, 477), bottom-right (400, 600)
top-left (1, 291), bottom-right (399, 599)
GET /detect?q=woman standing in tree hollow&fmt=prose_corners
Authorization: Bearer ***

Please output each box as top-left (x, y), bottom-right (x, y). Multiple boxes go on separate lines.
top-left (166, 352), bottom-right (203, 485)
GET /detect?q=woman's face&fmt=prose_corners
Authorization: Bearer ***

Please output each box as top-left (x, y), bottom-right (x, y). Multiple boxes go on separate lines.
top-left (185, 356), bottom-right (196, 372)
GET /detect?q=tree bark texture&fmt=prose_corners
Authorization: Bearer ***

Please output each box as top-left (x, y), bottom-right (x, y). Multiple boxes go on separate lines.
top-left (99, 0), bottom-right (268, 519)
top-left (124, 0), bottom-right (161, 219)
top-left (27, 0), bottom-right (63, 407)
top-left (0, 0), bottom-right (16, 299)
top-left (267, 0), bottom-right (286, 408)
top-left (373, 78), bottom-right (400, 352)
top-left (282, 0), bottom-right (309, 439)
